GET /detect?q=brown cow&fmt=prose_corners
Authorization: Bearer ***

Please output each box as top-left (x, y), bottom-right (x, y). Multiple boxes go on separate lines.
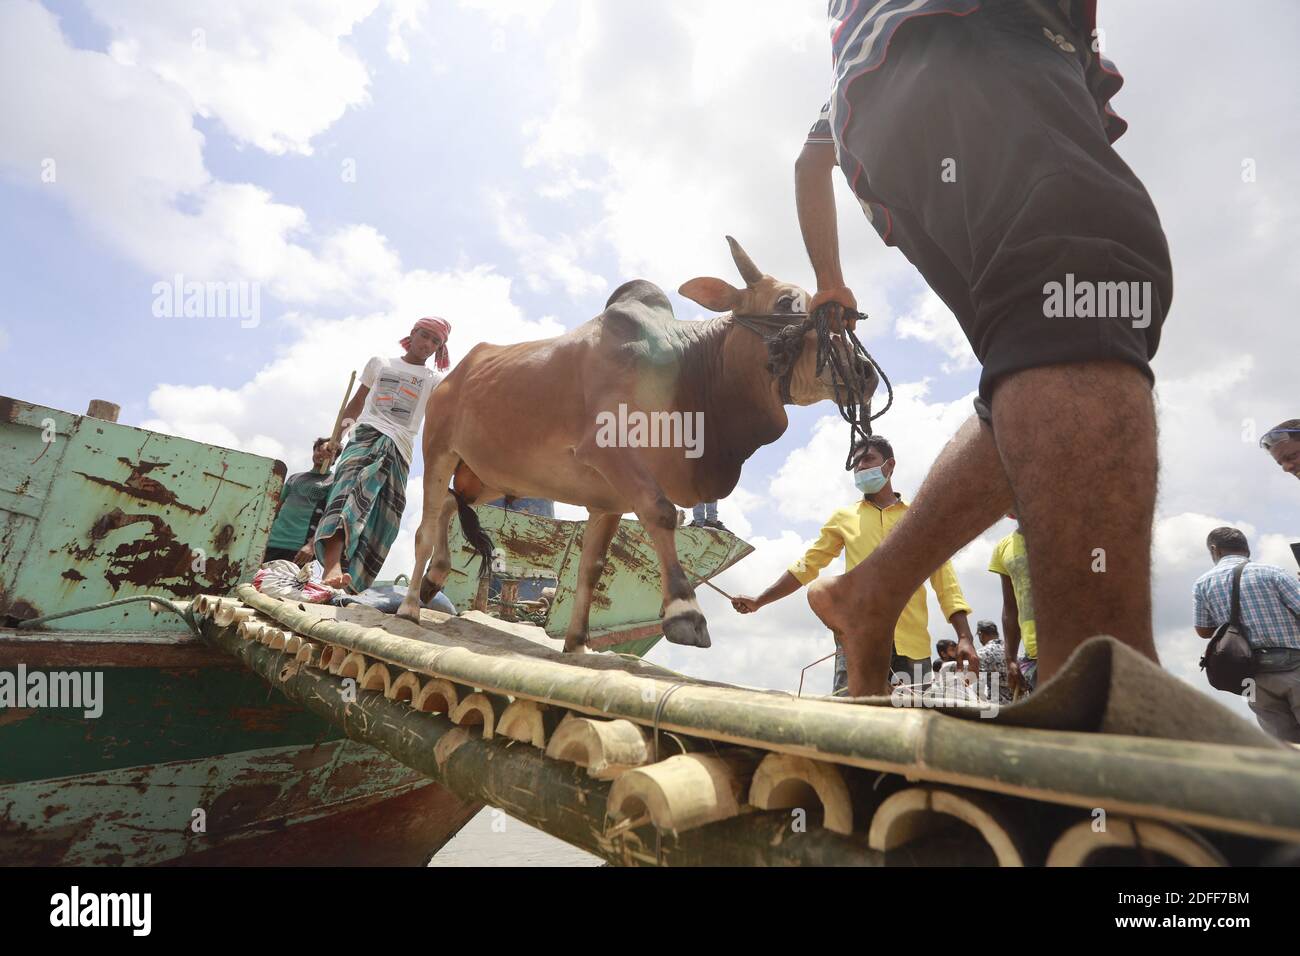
top-left (396, 237), bottom-right (877, 651)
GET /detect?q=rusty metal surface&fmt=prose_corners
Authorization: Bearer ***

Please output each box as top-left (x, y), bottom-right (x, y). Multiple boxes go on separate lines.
top-left (440, 505), bottom-right (753, 645)
top-left (0, 739), bottom-right (477, 866)
top-left (0, 396), bottom-right (285, 632)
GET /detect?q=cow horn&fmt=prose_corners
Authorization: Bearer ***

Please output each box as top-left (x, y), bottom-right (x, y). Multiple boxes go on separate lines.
top-left (725, 235), bottom-right (763, 286)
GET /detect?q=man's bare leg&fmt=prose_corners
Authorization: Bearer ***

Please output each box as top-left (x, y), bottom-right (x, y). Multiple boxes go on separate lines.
top-left (808, 415), bottom-right (1013, 694)
top-left (989, 360), bottom-right (1158, 680)
top-left (318, 531), bottom-right (352, 590)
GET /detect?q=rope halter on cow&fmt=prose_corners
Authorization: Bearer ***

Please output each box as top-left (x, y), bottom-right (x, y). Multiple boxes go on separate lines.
top-left (732, 303), bottom-right (894, 471)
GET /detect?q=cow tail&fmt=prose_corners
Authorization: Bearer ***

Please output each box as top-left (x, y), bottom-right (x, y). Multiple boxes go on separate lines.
top-left (453, 489), bottom-right (494, 580)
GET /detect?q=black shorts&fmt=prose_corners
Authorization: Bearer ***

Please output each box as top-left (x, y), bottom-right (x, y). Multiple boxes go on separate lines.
top-left (836, 3), bottom-right (1172, 417)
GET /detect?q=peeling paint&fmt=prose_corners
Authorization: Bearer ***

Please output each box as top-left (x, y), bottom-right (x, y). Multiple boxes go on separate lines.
top-left (75, 458), bottom-right (200, 514)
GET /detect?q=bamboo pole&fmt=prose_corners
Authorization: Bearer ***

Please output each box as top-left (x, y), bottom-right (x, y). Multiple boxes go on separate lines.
top-left (231, 583), bottom-right (1300, 844)
top-left (211, 601), bottom-right (251, 629)
top-left (201, 617), bottom-right (896, 866)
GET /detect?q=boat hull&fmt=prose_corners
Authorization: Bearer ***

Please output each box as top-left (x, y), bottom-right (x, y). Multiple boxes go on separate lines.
top-left (0, 638), bottom-right (481, 865)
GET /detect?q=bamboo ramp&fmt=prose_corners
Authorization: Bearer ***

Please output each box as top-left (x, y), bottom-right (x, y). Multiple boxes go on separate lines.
top-left (185, 587), bottom-right (1300, 866)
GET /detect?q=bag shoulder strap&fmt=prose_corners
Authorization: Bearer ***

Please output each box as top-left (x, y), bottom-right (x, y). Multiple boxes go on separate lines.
top-left (1229, 560), bottom-right (1248, 628)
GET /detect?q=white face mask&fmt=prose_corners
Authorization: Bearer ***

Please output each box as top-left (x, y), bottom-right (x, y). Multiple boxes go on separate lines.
top-left (854, 466), bottom-right (887, 494)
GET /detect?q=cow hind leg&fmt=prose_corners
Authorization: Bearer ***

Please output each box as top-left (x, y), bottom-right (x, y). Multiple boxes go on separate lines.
top-left (574, 442), bottom-right (709, 649)
top-left (562, 512), bottom-right (622, 653)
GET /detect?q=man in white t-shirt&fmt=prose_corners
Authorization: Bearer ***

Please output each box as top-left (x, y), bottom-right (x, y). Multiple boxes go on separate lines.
top-left (314, 317), bottom-right (450, 590)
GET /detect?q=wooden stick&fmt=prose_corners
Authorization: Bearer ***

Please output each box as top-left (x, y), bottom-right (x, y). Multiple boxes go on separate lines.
top-left (699, 579), bottom-right (734, 601)
top-left (320, 370), bottom-right (356, 473)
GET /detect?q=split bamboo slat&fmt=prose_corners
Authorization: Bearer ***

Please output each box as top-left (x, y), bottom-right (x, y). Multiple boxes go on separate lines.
top-left (387, 671), bottom-right (422, 703)
top-left (449, 692), bottom-right (511, 738)
top-left (360, 662), bottom-right (393, 694)
top-left (496, 699), bottom-right (564, 749)
top-left (605, 752), bottom-right (759, 836)
top-left (867, 786), bottom-right (1028, 867)
top-left (336, 651), bottom-right (368, 681)
top-left (544, 717), bottom-right (652, 779)
top-left (222, 584), bottom-right (1300, 845)
top-left (748, 753), bottom-right (854, 836)
top-left (1046, 817), bottom-right (1228, 867)
top-left (412, 678), bottom-right (461, 715)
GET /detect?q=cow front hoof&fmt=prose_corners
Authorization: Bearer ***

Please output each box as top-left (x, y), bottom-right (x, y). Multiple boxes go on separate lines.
top-left (418, 574), bottom-right (443, 604)
top-left (663, 609), bottom-right (710, 648)
top-left (395, 600), bottom-right (422, 623)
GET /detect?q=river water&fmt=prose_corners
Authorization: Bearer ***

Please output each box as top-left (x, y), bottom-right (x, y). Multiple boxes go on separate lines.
top-left (429, 808), bottom-right (603, 866)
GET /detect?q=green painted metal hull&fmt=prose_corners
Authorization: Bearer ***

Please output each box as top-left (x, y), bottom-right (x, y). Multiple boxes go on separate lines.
top-left (0, 396), bottom-right (283, 630)
top-left (442, 503), bottom-right (753, 652)
top-left (0, 634), bottom-right (482, 865)
top-left (0, 398), bottom-right (480, 865)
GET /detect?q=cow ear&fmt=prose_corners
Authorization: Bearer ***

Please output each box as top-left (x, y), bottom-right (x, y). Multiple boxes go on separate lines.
top-left (678, 277), bottom-right (742, 312)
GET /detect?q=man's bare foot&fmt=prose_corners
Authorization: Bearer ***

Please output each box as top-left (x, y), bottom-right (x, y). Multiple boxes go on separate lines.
top-left (321, 566), bottom-right (352, 590)
top-left (806, 574), bottom-right (901, 696)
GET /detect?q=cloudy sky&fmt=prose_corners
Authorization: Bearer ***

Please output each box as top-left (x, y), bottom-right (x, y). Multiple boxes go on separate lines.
top-left (2, 0), bottom-right (1296, 715)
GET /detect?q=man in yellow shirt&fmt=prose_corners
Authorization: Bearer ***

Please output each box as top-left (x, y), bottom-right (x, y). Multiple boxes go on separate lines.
top-left (733, 436), bottom-right (975, 693)
top-left (989, 517), bottom-right (1039, 694)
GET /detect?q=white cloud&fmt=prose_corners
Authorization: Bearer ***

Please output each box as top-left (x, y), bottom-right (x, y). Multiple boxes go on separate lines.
top-left (517, 0), bottom-right (912, 318)
top-left (141, 266), bottom-right (565, 476)
top-left (384, 0), bottom-right (428, 63)
top-left (88, 0), bottom-right (379, 156)
top-left (895, 288), bottom-right (977, 372)
top-left (488, 190), bottom-right (608, 299)
top-left (769, 379), bottom-right (975, 523)
top-left (0, 2), bottom-right (395, 306)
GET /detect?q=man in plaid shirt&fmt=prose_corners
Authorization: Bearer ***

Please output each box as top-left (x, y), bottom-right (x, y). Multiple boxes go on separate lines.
top-left (1194, 527), bottom-right (1300, 741)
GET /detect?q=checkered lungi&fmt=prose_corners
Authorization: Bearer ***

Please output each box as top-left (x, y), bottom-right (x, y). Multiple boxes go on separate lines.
top-left (312, 425), bottom-right (409, 592)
